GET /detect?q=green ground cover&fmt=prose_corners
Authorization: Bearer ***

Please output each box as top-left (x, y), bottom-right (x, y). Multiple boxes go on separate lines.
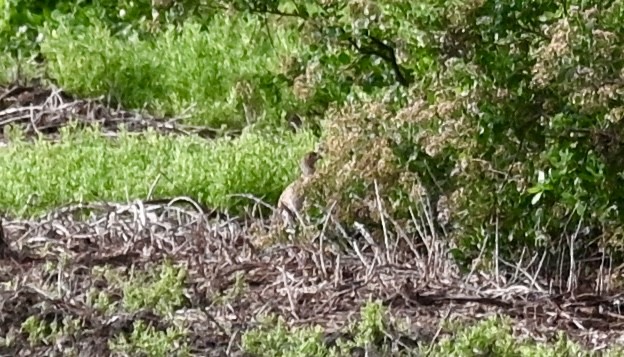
top-left (0, 125), bottom-right (316, 216)
top-left (40, 14), bottom-right (303, 129)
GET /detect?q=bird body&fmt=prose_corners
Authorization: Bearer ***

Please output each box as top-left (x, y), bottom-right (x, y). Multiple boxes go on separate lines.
top-left (274, 151), bottom-right (321, 227)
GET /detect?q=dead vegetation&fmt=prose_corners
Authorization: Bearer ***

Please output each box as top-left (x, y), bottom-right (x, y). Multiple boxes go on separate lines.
top-left (0, 197), bottom-right (623, 355)
top-left (0, 82), bottom-right (238, 143)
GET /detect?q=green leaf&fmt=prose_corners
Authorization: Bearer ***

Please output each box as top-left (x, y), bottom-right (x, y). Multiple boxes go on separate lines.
top-left (277, 1), bottom-right (297, 14)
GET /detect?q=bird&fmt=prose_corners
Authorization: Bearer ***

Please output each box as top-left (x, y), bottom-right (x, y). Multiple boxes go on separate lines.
top-left (274, 151), bottom-right (322, 227)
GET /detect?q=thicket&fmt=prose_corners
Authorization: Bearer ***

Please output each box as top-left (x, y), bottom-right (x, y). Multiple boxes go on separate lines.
top-left (247, 1), bottom-right (624, 270)
top-left (3, 0), bottom-right (624, 271)
top-left (224, 0), bottom-right (624, 271)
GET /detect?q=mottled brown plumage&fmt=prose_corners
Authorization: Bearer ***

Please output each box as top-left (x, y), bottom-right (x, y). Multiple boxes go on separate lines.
top-left (275, 151), bottom-right (321, 226)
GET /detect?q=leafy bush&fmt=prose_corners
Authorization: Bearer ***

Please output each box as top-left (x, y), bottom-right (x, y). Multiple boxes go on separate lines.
top-left (223, 0), bottom-right (624, 269)
top-left (242, 306), bottom-right (601, 356)
top-left (242, 316), bottom-right (329, 357)
top-left (422, 1), bottom-right (624, 265)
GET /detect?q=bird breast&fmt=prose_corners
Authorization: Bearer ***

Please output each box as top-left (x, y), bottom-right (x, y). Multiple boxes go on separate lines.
top-left (278, 181), bottom-right (304, 213)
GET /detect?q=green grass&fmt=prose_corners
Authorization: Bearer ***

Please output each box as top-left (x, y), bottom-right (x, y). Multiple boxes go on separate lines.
top-left (0, 53), bottom-right (44, 84)
top-left (109, 319), bottom-right (190, 357)
top-left (242, 300), bottom-right (391, 357)
top-left (120, 260), bottom-right (188, 315)
top-left (86, 260), bottom-right (188, 316)
top-left (19, 296), bottom-right (614, 356)
top-left (0, 124), bottom-right (317, 217)
top-left (242, 309), bottom-right (620, 357)
top-left (431, 316), bottom-right (586, 357)
top-left (39, 13), bottom-right (303, 129)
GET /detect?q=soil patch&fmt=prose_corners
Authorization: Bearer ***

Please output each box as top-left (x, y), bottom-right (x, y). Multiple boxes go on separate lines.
top-left (0, 201), bottom-right (623, 355)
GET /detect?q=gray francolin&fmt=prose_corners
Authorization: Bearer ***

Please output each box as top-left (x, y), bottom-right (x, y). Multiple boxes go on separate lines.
top-left (274, 151), bottom-right (321, 227)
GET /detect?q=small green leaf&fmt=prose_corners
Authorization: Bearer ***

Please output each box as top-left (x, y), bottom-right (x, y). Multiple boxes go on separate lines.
top-left (337, 52), bottom-right (351, 65)
top-left (278, 1), bottom-right (298, 14)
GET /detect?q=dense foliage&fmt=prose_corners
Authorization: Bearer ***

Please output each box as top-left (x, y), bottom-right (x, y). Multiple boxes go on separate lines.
top-left (3, 0), bottom-right (624, 269)
top-left (238, 0), bottom-right (624, 268)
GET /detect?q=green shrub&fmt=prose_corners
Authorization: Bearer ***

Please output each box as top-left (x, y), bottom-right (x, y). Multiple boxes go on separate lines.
top-left (419, 1), bottom-right (624, 264)
top-left (235, 0), bottom-right (624, 269)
